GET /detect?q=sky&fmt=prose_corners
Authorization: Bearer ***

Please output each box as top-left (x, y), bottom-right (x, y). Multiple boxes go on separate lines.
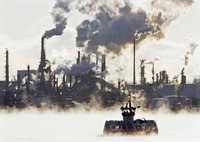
top-left (0, 0), bottom-right (200, 83)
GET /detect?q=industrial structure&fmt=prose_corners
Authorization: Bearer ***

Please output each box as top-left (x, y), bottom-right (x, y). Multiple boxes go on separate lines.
top-left (0, 34), bottom-right (200, 111)
top-left (0, 36), bottom-right (124, 109)
top-left (126, 38), bottom-right (200, 111)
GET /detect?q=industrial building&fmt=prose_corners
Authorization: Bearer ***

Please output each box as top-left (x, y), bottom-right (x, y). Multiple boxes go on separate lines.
top-left (0, 34), bottom-right (200, 110)
top-left (0, 36), bottom-right (124, 109)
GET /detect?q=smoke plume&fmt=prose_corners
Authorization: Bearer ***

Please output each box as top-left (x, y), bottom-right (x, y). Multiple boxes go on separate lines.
top-left (70, 60), bottom-right (95, 76)
top-left (151, 0), bottom-right (193, 7)
top-left (76, 5), bottom-right (164, 54)
top-left (43, 0), bottom-right (74, 38)
top-left (75, 0), bottom-right (194, 54)
top-left (185, 42), bottom-right (198, 66)
top-left (54, 59), bottom-right (95, 76)
top-left (46, 0), bottom-right (194, 52)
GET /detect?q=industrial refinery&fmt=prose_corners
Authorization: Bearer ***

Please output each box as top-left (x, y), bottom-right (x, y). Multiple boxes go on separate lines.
top-left (0, 35), bottom-right (125, 109)
top-left (0, 0), bottom-right (200, 112)
top-left (0, 34), bottom-right (199, 111)
top-left (2, 0), bottom-right (200, 141)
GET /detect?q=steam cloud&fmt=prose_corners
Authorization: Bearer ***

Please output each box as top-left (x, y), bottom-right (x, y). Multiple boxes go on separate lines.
top-left (54, 59), bottom-right (95, 76)
top-left (45, 0), bottom-right (194, 52)
top-left (152, 0), bottom-right (193, 7)
top-left (185, 42), bottom-right (198, 66)
top-left (70, 60), bottom-right (96, 76)
top-left (75, 0), bottom-right (194, 54)
top-left (76, 4), bottom-right (164, 54)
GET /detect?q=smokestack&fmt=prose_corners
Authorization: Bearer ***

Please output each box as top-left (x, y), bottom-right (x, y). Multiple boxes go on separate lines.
top-left (48, 65), bottom-right (53, 88)
top-left (181, 68), bottom-right (186, 84)
top-left (17, 72), bottom-right (21, 89)
top-left (26, 65), bottom-right (30, 94)
top-left (69, 74), bottom-right (72, 88)
top-left (140, 59), bottom-right (146, 85)
top-left (62, 74), bottom-right (66, 89)
top-left (96, 54), bottom-right (99, 70)
top-left (53, 74), bottom-right (56, 89)
top-left (133, 37), bottom-right (136, 87)
top-left (156, 73), bottom-right (159, 84)
top-left (77, 51), bottom-right (81, 64)
top-left (56, 78), bottom-right (59, 93)
top-left (101, 55), bottom-right (106, 90)
top-left (152, 63), bottom-right (155, 84)
top-left (5, 49), bottom-right (9, 94)
top-left (101, 55), bottom-right (106, 74)
top-left (41, 36), bottom-right (46, 64)
top-left (38, 36), bottom-right (46, 90)
top-left (118, 79), bottom-right (121, 90)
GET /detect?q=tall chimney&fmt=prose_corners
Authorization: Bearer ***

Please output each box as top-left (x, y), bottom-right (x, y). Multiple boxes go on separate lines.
top-left (40, 36), bottom-right (46, 68)
top-left (38, 36), bottom-right (46, 90)
top-left (26, 65), bottom-right (30, 94)
top-left (101, 55), bottom-right (106, 74)
top-left (5, 50), bottom-right (9, 94)
top-left (140, 59), bottom-right (146, 85)
top-left (133, 37), bottom-right (136, 87)
top-left (77, 51), bottom-right (81, 64)
top-left (53, 74), bottom-right (56, 89)
top-left (181, 68), bottom-right (186, 84)
top-left (62, 74), bottom-right (66, 89)
top-left (69, 74), bottom-right (72, 88)
top-left (96, 54), bottom-right (99, 70)
top-left (152, 63), bottom-right (155, 84)
top-left (101, 55), bottom-right (106, 90)
top-left (156, 73), bottom-right (159, 84)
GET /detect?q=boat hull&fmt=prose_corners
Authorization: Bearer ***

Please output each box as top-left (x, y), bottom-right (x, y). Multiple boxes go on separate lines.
top-left (103, 119), bottom-right (158, 136)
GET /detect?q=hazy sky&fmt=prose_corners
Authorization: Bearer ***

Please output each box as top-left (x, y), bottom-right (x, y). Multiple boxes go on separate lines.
top-left (0, 0), bottom-right (199, 83)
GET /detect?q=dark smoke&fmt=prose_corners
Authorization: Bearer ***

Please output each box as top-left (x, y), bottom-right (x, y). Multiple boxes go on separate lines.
top-left (46, 0), bottom-right (194, 52)
top-left (76, 5), bottom-right (163, 54)
top-left (43, 0), bottom-right (73, 38)
top-left (43, 15), bottom-right (67, 39)
top-left (54, 0), bottom-right (72, 12)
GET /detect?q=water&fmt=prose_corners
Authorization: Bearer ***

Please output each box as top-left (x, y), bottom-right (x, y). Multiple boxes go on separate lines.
top-left (0, 110), bottom-right (200, 142)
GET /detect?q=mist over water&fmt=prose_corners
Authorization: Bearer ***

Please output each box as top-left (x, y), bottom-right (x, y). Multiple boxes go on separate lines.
top-left (0, 110), bottom-right (200, 142)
